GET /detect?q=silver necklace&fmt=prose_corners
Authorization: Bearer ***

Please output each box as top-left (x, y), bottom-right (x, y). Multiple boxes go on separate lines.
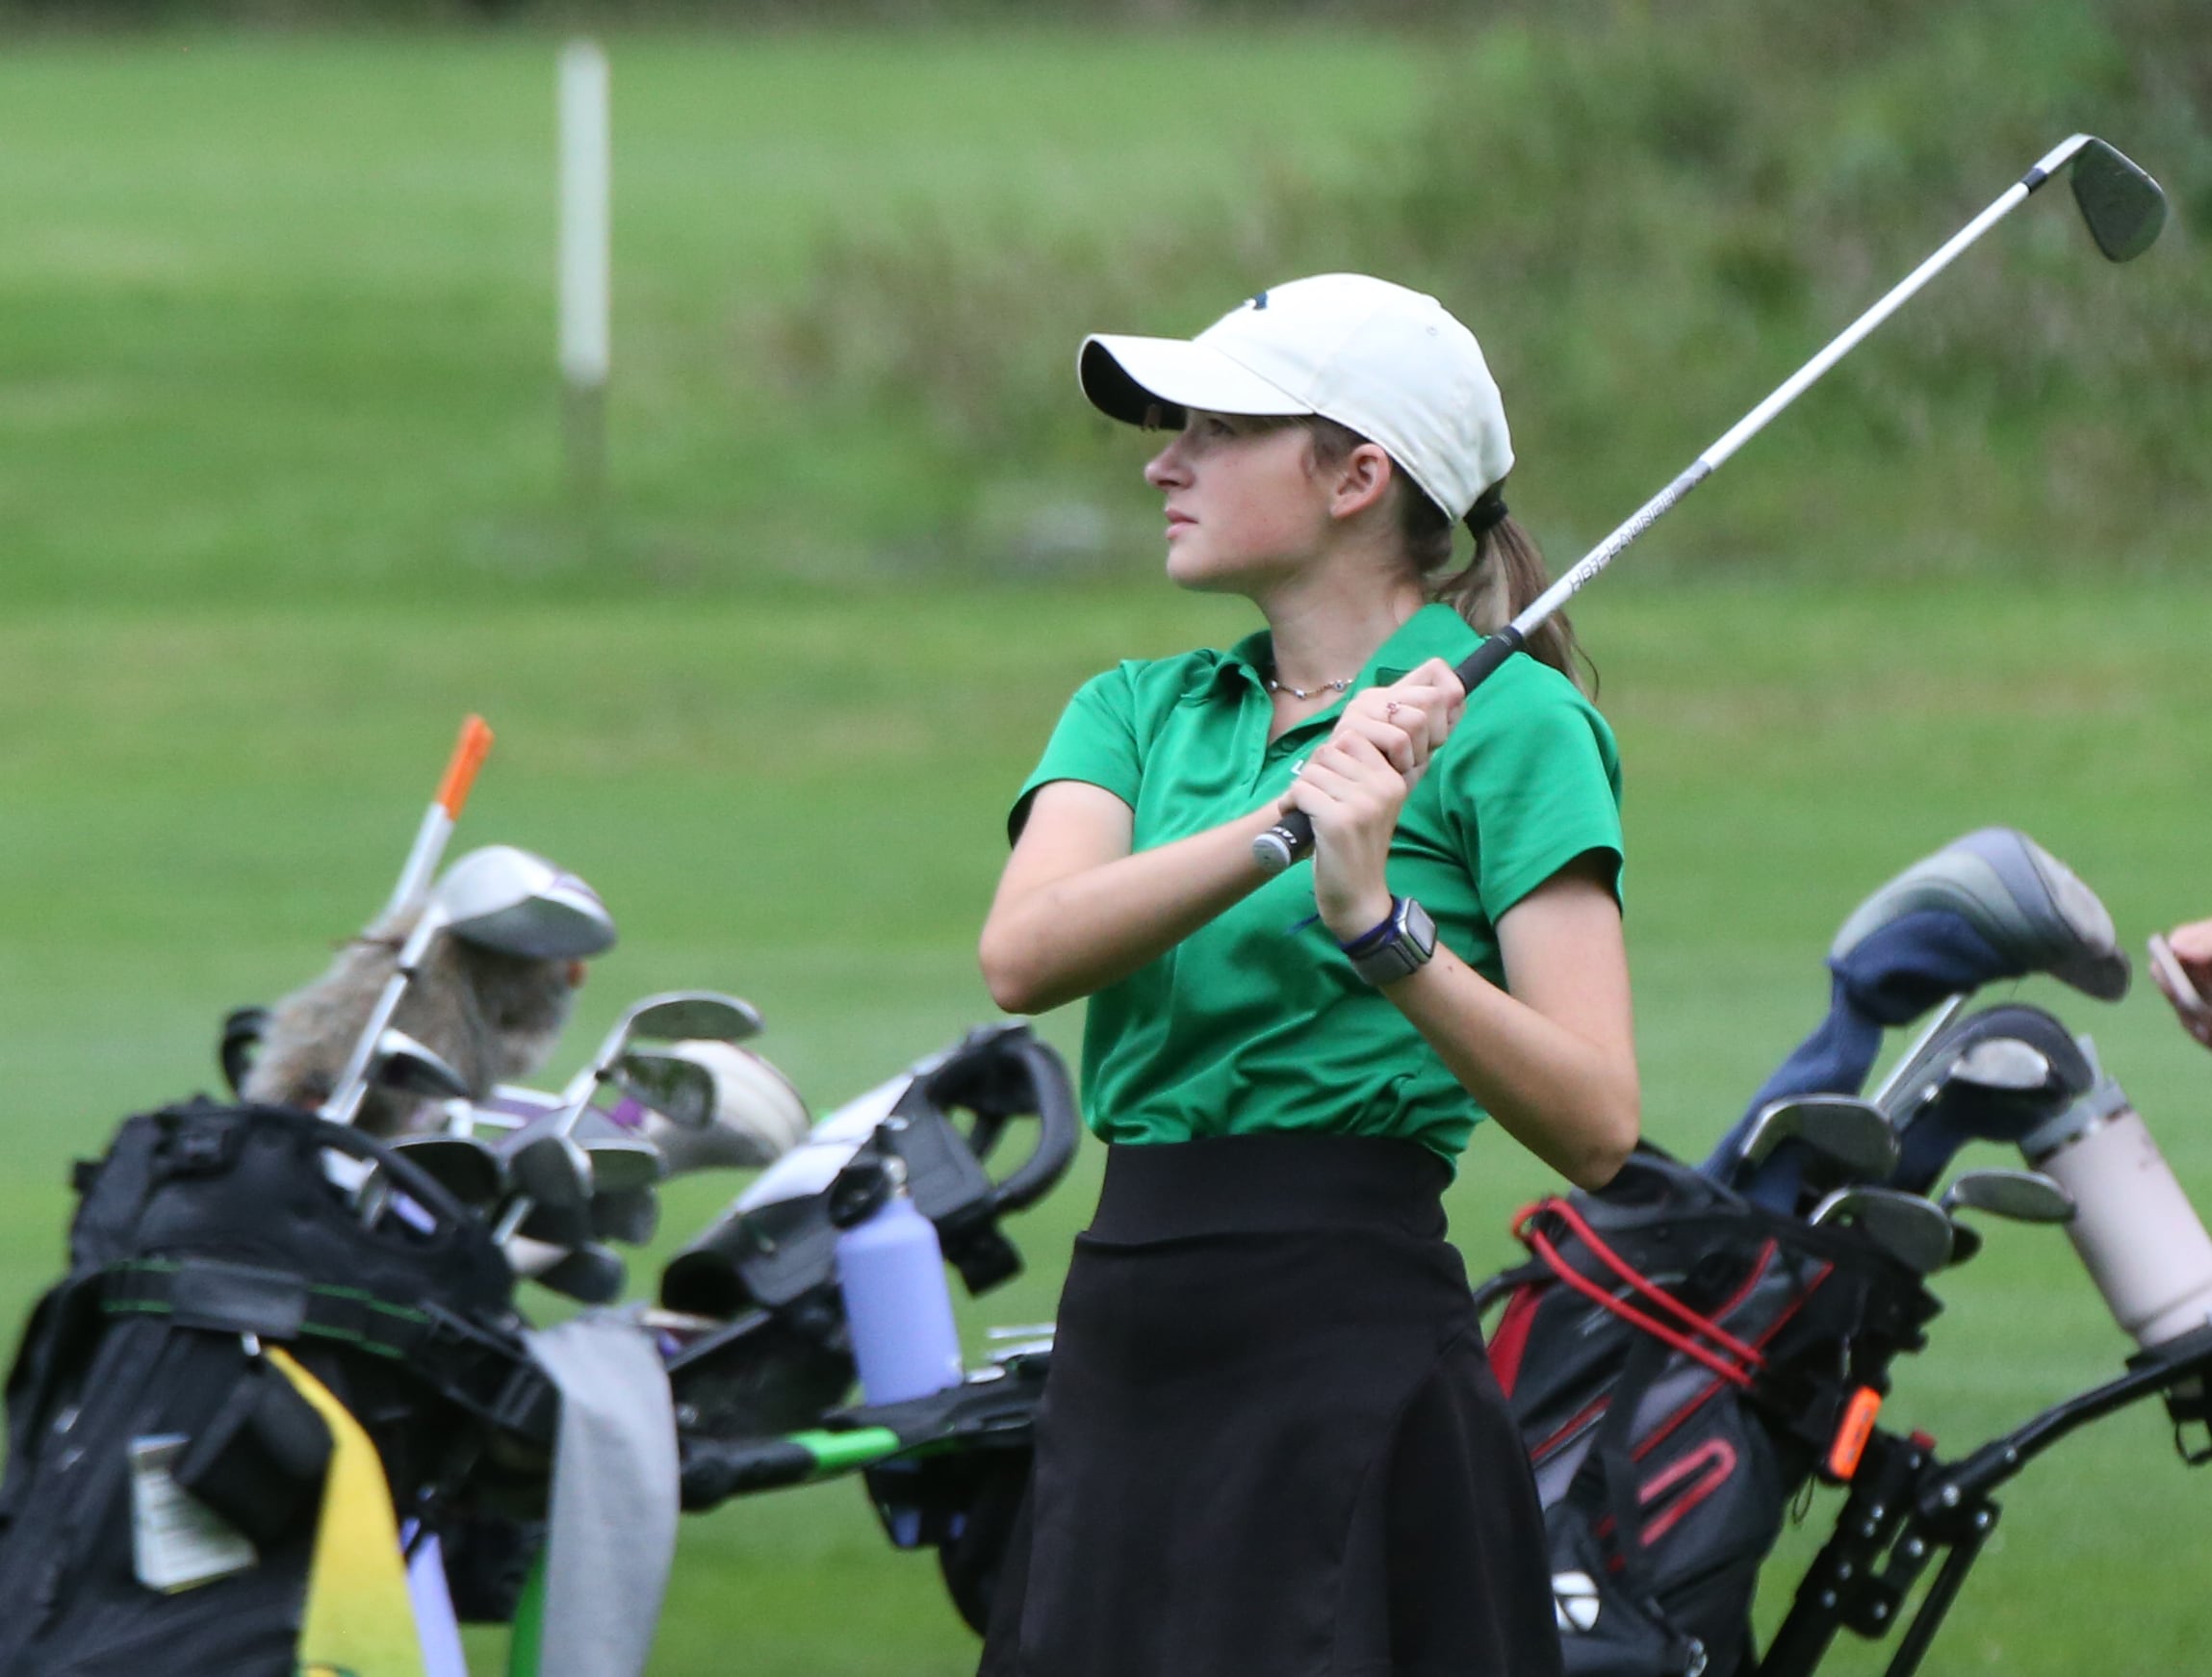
top-left (1265, 673), bottom-right (1353, 701)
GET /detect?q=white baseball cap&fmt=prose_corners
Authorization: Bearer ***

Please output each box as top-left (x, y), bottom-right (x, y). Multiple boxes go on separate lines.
top-left (1077, 273), bottom-right (1513, 523)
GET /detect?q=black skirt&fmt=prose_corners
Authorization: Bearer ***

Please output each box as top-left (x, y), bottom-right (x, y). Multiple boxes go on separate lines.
top-left (979, 1133), bottom-right (1563, 1677)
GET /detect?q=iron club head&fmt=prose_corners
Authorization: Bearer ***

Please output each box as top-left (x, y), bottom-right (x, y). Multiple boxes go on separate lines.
top-left (2069, 137), bottom-right (2167, 263)
top-left (1940, 1167), bottom-right (2075, 1225)
top-left (368, 1028), bottom-right (473, 1102)
top-left (609, 1049), bottom-right (718, 1131)
top-left (1809, 1186), bottom-right (1955, 1275)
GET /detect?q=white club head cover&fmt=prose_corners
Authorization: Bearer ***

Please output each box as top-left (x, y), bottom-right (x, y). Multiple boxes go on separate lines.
top-left (645, 1041), bottom-right (810, 1174)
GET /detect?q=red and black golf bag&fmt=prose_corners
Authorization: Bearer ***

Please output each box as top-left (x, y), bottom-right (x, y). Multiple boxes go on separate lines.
top-left (1475, 1149), bottom-right (1940, 1677)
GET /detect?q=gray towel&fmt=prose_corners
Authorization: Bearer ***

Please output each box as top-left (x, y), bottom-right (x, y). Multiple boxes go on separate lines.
top-left (525, 1313), bottom-right (680, 1677)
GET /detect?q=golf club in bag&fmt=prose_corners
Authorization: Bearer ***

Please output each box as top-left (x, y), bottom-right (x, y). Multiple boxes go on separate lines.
top-left (1253, 134), bottom-right (2166, 875)
top-left (660, 1020), bottom-right (1078, 1632)
top-left (1488, 824), bottom-right (2212, 1677)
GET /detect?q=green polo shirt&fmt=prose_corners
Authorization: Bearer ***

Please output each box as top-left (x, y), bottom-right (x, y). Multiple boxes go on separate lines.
top-left (1010, 604), bottom-right (1623, 1166)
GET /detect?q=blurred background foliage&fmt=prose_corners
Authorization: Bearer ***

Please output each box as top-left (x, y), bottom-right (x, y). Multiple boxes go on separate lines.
top-left (769, 0), bottom-right (2211, 586)
top-left (2, 0), bottom-right (2204, 605)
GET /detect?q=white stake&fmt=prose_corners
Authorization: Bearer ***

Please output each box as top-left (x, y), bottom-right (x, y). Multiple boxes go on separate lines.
top-left (557, 39), bottom-right (610, 497)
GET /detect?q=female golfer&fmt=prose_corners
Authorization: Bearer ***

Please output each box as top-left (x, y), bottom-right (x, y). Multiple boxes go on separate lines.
top-left (977, 273), bottom-right (1639, 1676)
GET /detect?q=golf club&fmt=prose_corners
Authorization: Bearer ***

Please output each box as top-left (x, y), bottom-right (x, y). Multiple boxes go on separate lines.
top-left (529, 1241), bottom-right (629, 1305)
top-left (493, 992), bottom-right (762, 1243)
top-left (388, 1133), bottom-right (505, 1207)
top-left (590, 1185), bottom-right (661, 1247)
top-left (322, 845), bottom-right (618, 1126)
top-left (339, 1032), bottom-right (479, 1223)
top-left (382, 714), bottom-right (495, 920)
top-left (1937, 1167), bottom-right (2074, 1267)
top-left (1809, 1185), bottom-right (1956, 1275)
top-left (1884, 1006), bottom-right (2091, 1193)
top-left (1254, 135), bottom-right (2166, 873)
top-left (608, 1048), bottom-right (719, 1131)
top-left (1832, 828), bottom-right (2132, 1005)
top-left (1735, 1094), bottom-right (1901, 1210)
top-left (628, 1040), bottom-right (811, 1176)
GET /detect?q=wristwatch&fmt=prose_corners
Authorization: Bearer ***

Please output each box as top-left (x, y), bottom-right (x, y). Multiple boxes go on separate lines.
top-left (1338, 896), bottom-right (1438, 987)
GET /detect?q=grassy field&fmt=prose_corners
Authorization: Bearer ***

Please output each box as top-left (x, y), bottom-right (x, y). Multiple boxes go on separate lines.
top-left (2, 23), bottom-right (2209, 1677)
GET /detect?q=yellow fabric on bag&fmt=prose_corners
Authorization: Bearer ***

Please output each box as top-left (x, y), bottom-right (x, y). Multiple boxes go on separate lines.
top-left (265, 1347), bottom-right (428, 1677)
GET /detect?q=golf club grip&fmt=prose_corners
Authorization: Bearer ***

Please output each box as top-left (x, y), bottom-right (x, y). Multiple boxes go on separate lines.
top-left (436, 713), bottom-right (495, 816)
top-left (1249, 628), bottom-right (1527, 874)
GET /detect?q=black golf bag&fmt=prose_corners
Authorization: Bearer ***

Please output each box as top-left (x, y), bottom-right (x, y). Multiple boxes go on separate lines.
top-left (1474, 1149), bottom-right (1940, 1677)
top-left (0, 1098), bottom-right (555, 1677)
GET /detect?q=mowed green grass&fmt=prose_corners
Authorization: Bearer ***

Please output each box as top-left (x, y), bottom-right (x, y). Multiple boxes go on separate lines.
top-left (0, 30), bottom-right (1425, 603)
top-left (5, 578), bottom-right (2209, 1675)
top-left (3, 28), bottom-right (2211, 1677)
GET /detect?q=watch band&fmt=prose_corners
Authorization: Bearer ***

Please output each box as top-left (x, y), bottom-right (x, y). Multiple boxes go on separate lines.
top-left (1340, 896), bottom-right (1437, 986)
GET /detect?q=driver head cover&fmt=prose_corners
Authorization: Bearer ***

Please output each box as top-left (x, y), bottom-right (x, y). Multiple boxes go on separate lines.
top-left (1077, 273), bottom-right (1512, 522)
top-left (1830, 827), bottom-right (2129, 1002)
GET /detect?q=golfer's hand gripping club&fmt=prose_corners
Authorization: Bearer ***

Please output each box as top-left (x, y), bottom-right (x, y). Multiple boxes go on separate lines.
top-left (1253, 630), bottom-right (1523, 873)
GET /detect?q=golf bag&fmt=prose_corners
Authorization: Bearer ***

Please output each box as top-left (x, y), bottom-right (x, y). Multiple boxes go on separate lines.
top-left (1475, 1149), bottom-right (1939, 1677)
top-left (0, 1098), bottom-right (555, 1677)
top-left (663, 1022), bottom-right (1076, 1632)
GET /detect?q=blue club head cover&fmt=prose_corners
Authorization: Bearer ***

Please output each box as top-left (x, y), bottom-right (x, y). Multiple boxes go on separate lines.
top-left (1706, 829), bottom-right (2124, 1188)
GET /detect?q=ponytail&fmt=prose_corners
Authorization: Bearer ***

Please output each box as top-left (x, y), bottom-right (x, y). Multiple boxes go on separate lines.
top-left (1432, 483), bottom-right (1592, 694)
top-left (1299, 418), bottom-right (1593, 693)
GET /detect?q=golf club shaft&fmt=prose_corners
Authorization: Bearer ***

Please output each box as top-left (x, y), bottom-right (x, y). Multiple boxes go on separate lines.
top-left (1253, 135), bottom-right (2095, 874)
top-left (384, 713), bottom-right (494, 919)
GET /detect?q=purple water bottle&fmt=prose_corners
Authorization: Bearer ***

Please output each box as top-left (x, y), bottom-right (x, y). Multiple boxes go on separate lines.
top-left (831, 1149), bottom-right (965, 1405)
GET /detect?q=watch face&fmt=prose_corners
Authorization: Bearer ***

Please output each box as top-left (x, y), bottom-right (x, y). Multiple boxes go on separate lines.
top-left (1402, 898), bottom-right (1437, 960)
top-left (1348, 898), bottom-right (1435, 986)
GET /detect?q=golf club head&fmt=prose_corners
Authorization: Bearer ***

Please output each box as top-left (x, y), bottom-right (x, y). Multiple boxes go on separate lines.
top-left (517, 1197), bottom-right (597, 1250)
top-left (509, 1130), bottom-right (595, 1209)
top-left (610, 1050), bottom-right (718, 1130)
top-left (617, 992), bottom-right (764, 1050)
top-left (1949, 1038), bottom-right (2054, 1094)
top-left (1946, 1221), bottom-right (1985, 1269)
top-left (1940, 1167), bottom-right (2075, 1225)
top-left (369, 1029), bottom-right (474, 1101)
top-left (1885, 1005), bottom-right (2094, 1193)
top-left (591, 1184), bottom-right (661, 1247)
top-left (1744, 1096), bottom-right (1899, 1175)
top-left (640, 1042), bottom-right (811, 1174)
top-left (2069, 138), bottom-right (2167, 264)
top-left (579, 1134), bottom-right (663, 1196)
top-left (1830, 828), bottom-right (2128, 1003)
top-left (1809, 1186), bottom-right (1955, 1275)
top-left (387, 1134), bottom-right (504, 1206)
top-left (533, 1244), bottom-right (628, 1305)
top-left (435, 845), bottom-right (619, 961)
top-left (1736, 1096), bottom-right (1902, 1213)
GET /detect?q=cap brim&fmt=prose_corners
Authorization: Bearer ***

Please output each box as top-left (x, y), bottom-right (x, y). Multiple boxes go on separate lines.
top-left (1078, 334), bottom-right (1314, 427)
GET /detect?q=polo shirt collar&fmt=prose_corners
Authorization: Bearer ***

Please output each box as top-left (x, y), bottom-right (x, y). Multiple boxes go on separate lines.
top-left (1365, 603), bottom-right (1481, 684)
top-left (1211, 603), bottom-right (1479, 697)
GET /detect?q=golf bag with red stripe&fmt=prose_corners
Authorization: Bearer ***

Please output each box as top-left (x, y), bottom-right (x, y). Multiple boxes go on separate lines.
top-left (1475, 1149), bottom-right (1939, 1677)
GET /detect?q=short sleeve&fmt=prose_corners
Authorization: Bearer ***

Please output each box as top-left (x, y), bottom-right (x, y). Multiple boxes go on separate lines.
top-left (1442, 672), bottom-right (1625, 918)
top-left (1008, 667), bottom-right (1144, 844)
